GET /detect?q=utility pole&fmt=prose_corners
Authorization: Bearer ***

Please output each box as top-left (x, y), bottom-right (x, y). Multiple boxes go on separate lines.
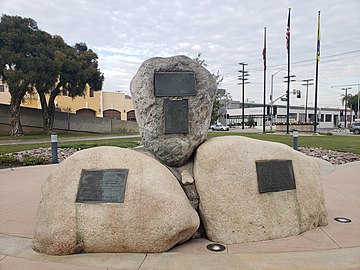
top-left (342, 87), bottom-right (351, 128)
top-left (238, 62), bottom-right (249, 129)
top-left (302, 79), bottom-right (314, 122)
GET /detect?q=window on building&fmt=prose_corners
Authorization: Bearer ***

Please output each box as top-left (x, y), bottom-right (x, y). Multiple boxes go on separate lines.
top-left (90, 88), bottom-right (94, 97)
top-left (298, 113), bottom-right (306, 122)
top-left (325, 114), bottom-right (332, 122)
top-left (309, 114), bottom-right (315, 122)
top-left (0, 84), bottom-right (4, 92)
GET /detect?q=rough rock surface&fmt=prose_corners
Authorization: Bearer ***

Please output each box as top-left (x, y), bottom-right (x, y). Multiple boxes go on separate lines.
top-left (194, 136), bottom-right (328, 244)
top-left (33, 146), bottom-right (199, 255)
top-left (298, 147), bottom-right (360, 165)
top-left (130, 55), bottom-right (217, 167)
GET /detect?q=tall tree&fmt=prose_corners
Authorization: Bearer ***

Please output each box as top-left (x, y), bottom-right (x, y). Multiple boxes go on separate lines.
top-left (342, 93), bottom-right (359, 116)
top-left (35, 40), bottom-right (104, 133)
top-left (1, 15), bottom-right (104, 134)
top-left (0, 15), bottom-right (40, 135)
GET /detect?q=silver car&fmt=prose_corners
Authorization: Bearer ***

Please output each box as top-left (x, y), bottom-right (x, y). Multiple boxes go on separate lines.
top-left (210, 124), bottom-right (230, 131)
top-left (349, 122), bottom-right (360, 134)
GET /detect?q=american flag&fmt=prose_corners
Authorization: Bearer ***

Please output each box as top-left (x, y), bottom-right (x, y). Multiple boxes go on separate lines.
top-left (286, 8), bottom-right (290, 52)
top-left (262, 48), bottom-right (266, 67)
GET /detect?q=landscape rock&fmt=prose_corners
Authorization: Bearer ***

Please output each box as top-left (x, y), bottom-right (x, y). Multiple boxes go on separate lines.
top-left (33, 146), bottom-right (199, 255)
top-left (130, 55), bottom-right (217, 167)
top-left (194, 136), bottom-right (328, 244)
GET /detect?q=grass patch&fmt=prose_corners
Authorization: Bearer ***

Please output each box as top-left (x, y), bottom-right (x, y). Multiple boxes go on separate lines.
top-left (21, 156), bottom-right (47, 166)
top-left (0, 132), bottom-right (139, 141)
top-left (207, 132), bottom-right (360, 154)
top-left (0, 132), bottom-right (359, 157)
top-left (0, 154), bottom-right (46, 168)
top-left (0, 138), bottom-right (141, 155)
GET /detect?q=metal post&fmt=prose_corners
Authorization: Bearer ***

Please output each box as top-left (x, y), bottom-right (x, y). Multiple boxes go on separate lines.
top-left (302, 79), bottom-right (313, 122)
top-left (51, 133), bottom-right (58, 164)
top-left (344, 88), bottom-right (348, 129)
top-left (293, 129), bottom-right (298, 150)
top-left (262, 27), bottom-right (267, 134)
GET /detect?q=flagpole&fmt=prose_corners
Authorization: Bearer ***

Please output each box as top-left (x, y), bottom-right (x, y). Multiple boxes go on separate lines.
top-left (314, 11), bottom-right (321, 134)
top-left (263, 27), bottom-right (267, 133)
top-left (286, 8), bottom-right (291, 134)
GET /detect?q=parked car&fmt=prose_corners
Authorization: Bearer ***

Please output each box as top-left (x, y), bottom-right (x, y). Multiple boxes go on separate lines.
top-left (210, 124), bottom-right (230, 131)
top-left (349, 122), bottom-right (360, 134)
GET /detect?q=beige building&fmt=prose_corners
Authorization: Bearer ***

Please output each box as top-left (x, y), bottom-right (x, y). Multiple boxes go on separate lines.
top-left (0, 81), bottom-right (135, 121)
top-left (101, 91), bottom-right (135, 121)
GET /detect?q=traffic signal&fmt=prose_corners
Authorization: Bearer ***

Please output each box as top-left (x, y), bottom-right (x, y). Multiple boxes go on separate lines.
top-left (340, 110), bottom-right (343, 117)
top-left (266, 106), bottom-right (270, 115)
top-left (273, 106), bottom-right (277, 116)
top-left (297, 90), bottom-right (301, 98)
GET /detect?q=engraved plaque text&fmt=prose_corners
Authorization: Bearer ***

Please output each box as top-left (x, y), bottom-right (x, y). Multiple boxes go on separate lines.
top-left (256, 160), bottom-right (296, 193)
top-left (155, 72), bottom-right (195, 97)
top-left (76, 169), bottom-right (128, 203)
top-left (164, 99), bottom-right (189, 134)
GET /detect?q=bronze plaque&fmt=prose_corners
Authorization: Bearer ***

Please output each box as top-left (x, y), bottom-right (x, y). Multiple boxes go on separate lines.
top-left (256, 160), bottom-right (296, 193)
top-left (76, 169), bottom-right (128, 203)
top-left (164, 99), bottom-right (189, 134)
top-left (155, 72), bottom-right (196, 97)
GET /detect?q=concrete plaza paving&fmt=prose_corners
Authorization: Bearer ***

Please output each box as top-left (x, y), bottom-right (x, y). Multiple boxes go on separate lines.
top-left (0, 159), bottom-right (359, 269)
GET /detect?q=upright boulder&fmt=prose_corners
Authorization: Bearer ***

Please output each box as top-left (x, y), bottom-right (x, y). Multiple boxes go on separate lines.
top-left (194, 136), bottom-right (328, 244)
top-left (33, 146), bottom-right (199, 255)
top-left (130, 55), bottom-right (217, 167)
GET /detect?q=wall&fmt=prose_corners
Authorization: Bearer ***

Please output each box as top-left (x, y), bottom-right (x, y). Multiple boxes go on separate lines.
top-left (0, 104), bottom-right (138, 135)
top-left (102, 91), bottom-right (134, 120)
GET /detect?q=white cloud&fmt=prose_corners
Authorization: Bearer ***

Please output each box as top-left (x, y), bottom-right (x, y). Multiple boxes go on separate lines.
top-left (1, 0), bottom-right (359, 106)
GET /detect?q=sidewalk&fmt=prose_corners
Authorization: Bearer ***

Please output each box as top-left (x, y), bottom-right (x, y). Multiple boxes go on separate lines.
top-left (1, 160), bottom-right (359, 269)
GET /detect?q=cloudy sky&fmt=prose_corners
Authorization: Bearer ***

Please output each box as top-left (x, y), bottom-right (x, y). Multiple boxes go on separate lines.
top-left (1, 0), bottom-right (359, 108)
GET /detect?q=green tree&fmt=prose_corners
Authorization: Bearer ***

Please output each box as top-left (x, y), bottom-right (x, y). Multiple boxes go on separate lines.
top-left (342, 93), bottom-right (359, 117)
top-left (36, 40), bottom-right (104, 133)
top-left (0, 15), bottom-right (104, 135)
top-left (0, 15), bottom-right (41, 135)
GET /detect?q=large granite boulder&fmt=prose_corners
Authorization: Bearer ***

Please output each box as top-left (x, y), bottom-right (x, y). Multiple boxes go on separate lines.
top-left (130, 55), bottom-right (217, 167)
top-left (33, 146), bottom-right (199, 255)
top-left (194, 136), bottom-right (328, 244)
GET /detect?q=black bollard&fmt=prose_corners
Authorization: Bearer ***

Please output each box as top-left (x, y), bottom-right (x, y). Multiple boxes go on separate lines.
top-left (293, 129), bottom-right (298, 150)
top-left (51, 133), bottom-right (58, 163)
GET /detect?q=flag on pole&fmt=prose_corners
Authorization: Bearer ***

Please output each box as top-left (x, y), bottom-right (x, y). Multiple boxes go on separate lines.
top-left (316, 11), bottom-right (321, 62)
top-left (262, 48), bottom-right (266, 68)
top-left (286, 8), bottom-right (291, 53)
top-left (262, 26), bottom-right (266, 69)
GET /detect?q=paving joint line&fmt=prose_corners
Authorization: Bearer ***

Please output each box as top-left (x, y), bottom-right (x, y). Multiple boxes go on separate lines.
top-left (137, 254), bottom-right (148, 270)
top-left (320, 227), bottom-right (341, 248)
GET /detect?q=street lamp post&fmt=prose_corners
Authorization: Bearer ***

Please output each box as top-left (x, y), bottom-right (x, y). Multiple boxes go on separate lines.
top-left (270, 69), bottom-right (285, 130)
